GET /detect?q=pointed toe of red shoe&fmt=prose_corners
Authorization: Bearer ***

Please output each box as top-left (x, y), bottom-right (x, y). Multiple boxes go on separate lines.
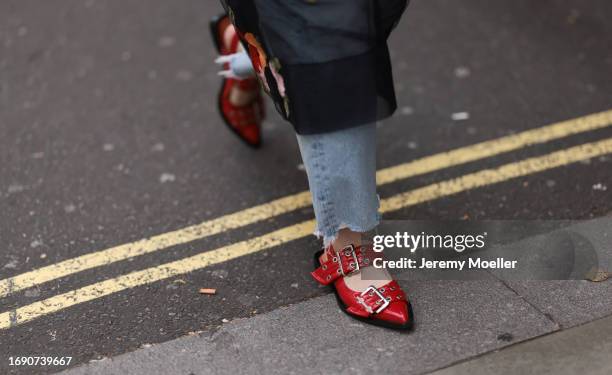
top-left (375, 300), bottom-right (412, 328)
top-left (238, 124), bottom-right (262, 148)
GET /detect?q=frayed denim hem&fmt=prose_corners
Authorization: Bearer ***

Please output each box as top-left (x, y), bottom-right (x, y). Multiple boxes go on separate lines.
top-left (314, 195), bottom-right (381, 247)
top-left (315, 217), bottom-right (380, 247)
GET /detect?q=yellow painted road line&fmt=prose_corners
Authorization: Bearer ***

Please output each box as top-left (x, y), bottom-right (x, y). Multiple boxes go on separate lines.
top-left (0, 220), bottom-right (316, 330)
top-left (2, 137), bottom-right (612, 329)
top-left (377, 110), bottom-right (612, 185)
top-left (380, 137), bottom-right (612, 212)
top-left (0, 191), bottom-right (311, 298)
top-left (1, 110), bottom-right (611, 299)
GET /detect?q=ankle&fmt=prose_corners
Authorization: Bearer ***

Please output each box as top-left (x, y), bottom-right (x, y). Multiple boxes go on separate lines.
top-left (320, 229), bottom-right (364, 262)
top-left (229, 87), bottom-right (257, 106)
top-left (325, 229), bottom-right (392, 289)
top-left (331, 228), bottom-right (364, 251)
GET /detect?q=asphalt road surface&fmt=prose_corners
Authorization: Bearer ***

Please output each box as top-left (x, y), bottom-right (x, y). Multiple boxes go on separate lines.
top-left (1, 0), bottom-right (611, 374)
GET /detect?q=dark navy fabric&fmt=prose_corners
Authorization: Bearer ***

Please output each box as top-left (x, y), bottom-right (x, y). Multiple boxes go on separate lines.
top-left (221, 0), bottom-right (408, 135)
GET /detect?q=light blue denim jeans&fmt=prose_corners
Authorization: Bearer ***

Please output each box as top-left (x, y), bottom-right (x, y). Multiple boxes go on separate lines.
top-left (222, 50), bottom-right (380, 244)
top-left (296, 123), bottom-right (380, 245)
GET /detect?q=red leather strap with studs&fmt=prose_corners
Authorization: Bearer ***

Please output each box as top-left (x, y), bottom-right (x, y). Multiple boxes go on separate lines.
top-left (311, 245), bottom-right (378, 286)
top-left (221, 81), bottom-right (263, 127)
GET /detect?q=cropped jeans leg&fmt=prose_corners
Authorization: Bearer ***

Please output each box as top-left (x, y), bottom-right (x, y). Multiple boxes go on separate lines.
top-left (296, 123), bottom-right (380, 246)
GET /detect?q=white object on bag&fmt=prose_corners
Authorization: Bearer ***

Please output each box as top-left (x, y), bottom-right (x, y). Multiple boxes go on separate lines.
top-left (215, 51), bottom-right (256, 80)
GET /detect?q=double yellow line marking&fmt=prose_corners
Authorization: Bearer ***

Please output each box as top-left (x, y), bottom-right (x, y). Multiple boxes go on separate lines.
top-left (1, 110), bottom-right (612, 329)
top-left (2, 110), bottom-right (611, 299)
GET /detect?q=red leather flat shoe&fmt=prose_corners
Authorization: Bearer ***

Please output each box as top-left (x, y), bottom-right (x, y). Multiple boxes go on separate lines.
top-left (312, 244), bottom-right (414, 331)
top-left (210, 14), bottom-right (263, 148)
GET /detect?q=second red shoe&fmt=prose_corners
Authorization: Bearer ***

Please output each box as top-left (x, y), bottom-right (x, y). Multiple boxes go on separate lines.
top-left (210, 14), bottom-right (263, 148)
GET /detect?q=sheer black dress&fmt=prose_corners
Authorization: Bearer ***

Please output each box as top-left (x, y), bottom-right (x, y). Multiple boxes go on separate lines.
top-left (220, 0), bottom-right (409, 135)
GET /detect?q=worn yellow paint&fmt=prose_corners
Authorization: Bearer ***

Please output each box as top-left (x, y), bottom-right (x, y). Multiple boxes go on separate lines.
top-left (380, 137), bottom-right (612, 212)
top-left (0, 192), bottom-right (312, 298)
top-left (1, 110), bottom-right (610, 299)
top-left (0, 220), bottom-right (316, 329)
top-left (376, 110), bottom-right (612, 185)
top-left (2, 136), bottom-right (612, 329)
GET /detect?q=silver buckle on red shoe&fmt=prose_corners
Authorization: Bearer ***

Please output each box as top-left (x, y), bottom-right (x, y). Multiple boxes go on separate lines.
top-left (338, 245), bottom-right (360, 276)
top-left (361, 286), bottom-right (390, 314)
